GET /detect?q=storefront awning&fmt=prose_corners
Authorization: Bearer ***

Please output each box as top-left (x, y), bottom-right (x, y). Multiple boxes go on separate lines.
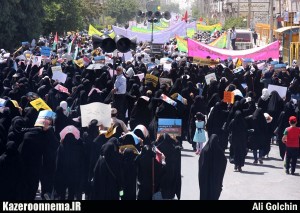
top-left (275, 26), bottom-right (300, 33)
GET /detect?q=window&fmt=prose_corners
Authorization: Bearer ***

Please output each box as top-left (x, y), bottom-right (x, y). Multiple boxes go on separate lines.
top-left (236, 33), bottom-right (251, 42)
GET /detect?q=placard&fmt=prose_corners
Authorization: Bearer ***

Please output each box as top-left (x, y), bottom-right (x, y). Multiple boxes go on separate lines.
top-left (134, 73), bottom-right (145, 82)
top-left (268, 84), bottom-right (287, 99)
top-left (80, 102), bottom-right (111, 127)
top-left (159, 78), bottom-right (173, 86)
top-left (161, 94), bottom-right (177, 106)
top-left (163, 63), bottom-right (172, 72)
top-left (157, 118), bottom-right (182, 141)
top-left (223, 91), bottom-right (234, 104)
top-left (30, 98), bottom-right (52, 111)
top-left (41, 46), bottom-right (51, 57)
top-left (205, 73), bottom-right (217, 85)
top-left (54, 84), bottom-right (69, 94)
top-left (51, 66), bottom-right (62, 72)
top-left (52, 71), bottom-right (67, 83)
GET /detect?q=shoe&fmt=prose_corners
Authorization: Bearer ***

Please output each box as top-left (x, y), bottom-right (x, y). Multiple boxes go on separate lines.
top-left (253, 160), bottom-right (258, 164)
top-left (259, 159), bottom-right (263, 164)
top-left (286, 170), bottom-right (290, 174)
top-left (291, 170), bottom-right (295, 175)
top-left (234, 165), bottom-right (238, 171)
top-left (238, 167), bottom-right (242, 172)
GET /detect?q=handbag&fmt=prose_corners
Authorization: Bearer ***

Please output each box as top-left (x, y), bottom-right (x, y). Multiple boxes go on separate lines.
top-left (274, 127), bottom-right (279, 135)
top-left (221, 122), bottom-right (227, 131)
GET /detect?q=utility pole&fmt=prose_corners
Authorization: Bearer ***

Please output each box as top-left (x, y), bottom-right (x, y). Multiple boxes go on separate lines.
top-left (269, 0), bottom-right (274, 43)
top-left (237, 0), bottom-right (240, 18)
top-left (247, 0), bottom-right (251, 29)
top-left (279, 0), bottom-right (281, 16)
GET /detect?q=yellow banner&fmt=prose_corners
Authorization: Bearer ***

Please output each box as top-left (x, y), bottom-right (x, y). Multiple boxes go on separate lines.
top-left (30, 98), bottom-right (52, 111)
top-left (197, 23), bottom-right (222, 32)
top-left (193, 57), bottom-right (219, 66)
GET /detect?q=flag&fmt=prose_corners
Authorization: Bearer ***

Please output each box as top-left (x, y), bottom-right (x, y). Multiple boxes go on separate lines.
top-left (52, 32), bottom-right (58, 51)
top-left (73, 45), bottom-right (79, 60)
top-left (209, 32), bottom-right (227, 49)
top-left (182, 11), bottom-right (188, 22)
top-left (88, 24), bottom-right (103, 36)
top-left (68, 35), bottom-right (76, 54)
top-left (235, 58), bottom-right (243, 67)
top-left (176, 35), bottom-right (188, 52)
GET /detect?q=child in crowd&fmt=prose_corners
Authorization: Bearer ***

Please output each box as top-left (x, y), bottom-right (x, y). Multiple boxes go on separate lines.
top-left (193, 112), bottom-right (207, 155)
top-left (282, 116), bottom-right (300, 175)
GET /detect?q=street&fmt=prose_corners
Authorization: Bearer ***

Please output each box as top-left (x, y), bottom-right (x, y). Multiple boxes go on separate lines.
top-left (181, 142), bottom-right (300, 200)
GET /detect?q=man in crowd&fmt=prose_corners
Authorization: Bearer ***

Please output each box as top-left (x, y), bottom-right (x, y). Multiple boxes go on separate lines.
top-left (112, 66), bottom-right (127, 122)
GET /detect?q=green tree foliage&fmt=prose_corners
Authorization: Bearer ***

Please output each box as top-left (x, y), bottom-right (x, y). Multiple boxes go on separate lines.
top-left (43, 0), bottom-right (85, 34)
top-left (223, 17), bottom-right (247, 30)
top-left (0, 0), bottom-right (44, 51)
top-left (0, 0), bottom-right (104, 50)
top-left (160, 2), bottom-right (180, 14)
top-left (0, 0), bottom-right (20, 50)
top-left (103, 0), bottom-right (139, 24)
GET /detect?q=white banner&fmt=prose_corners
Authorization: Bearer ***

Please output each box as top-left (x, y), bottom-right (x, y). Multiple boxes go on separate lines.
top-left (113, 21), bottom-right (187, 43)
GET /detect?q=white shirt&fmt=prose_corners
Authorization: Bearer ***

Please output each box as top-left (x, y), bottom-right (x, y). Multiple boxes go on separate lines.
top-left (114, 74), bottom-right (127, 94)
top-left (231, 30), bottom-right (236, 40)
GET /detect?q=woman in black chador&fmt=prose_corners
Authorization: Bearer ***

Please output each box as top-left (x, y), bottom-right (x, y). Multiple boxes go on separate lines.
top-left (228, 110), bottom-right (247, 171)
top-left (91, 137), bottom-right (123, 200)
top-left (198, 134), bottom-right (227, 200)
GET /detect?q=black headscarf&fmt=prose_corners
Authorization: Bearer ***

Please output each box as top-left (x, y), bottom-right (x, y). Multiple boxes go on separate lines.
top-left (198, 134), bottom-right (227, 200)
top-left (92, 137), bottom-right (122, 200)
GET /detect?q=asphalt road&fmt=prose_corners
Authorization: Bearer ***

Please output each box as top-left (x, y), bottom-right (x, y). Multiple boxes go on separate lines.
top-left (180, 141), bottom-right (300, 200)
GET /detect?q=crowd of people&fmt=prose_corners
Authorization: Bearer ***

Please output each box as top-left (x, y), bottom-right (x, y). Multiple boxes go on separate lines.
top-left (0, 31), bottom-right (299, 201)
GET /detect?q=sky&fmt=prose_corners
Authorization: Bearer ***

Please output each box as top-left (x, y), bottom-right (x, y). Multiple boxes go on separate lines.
top-left (167, 0), bottom-right (192, 10)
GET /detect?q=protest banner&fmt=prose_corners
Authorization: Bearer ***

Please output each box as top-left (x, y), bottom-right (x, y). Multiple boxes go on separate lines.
top-left (193, 57), bottom-right (219, 66)
top-left (51, 65), bottom-right (62, 72)
top-left (188, 39), bottom-right (279, 60)
top-left (80, 102), bottom-right (111, 127)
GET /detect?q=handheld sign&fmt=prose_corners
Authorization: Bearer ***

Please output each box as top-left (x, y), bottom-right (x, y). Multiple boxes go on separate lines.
top-left (205, 73), bottom-right (217, 85)
top-left (30, 98), bottom-right (52, 111)
top-left (80, 102), bottom-right (111, 128)
top-left (41, 46), bottom-right (51, 57)
top-left (223, 91), bottom-right (234, 104)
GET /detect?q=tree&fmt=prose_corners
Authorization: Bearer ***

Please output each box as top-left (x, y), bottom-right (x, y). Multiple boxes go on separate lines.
top-left (103, 0), bottom-right (139, 24)
top-left (43, 0), bottom-right (86, 35)
top-left (0, 0), bottom-right (21, 50)
top-left (81, 0), bottom-right (104, 27)
top-left (223, 17), bottom-right (247, 30)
